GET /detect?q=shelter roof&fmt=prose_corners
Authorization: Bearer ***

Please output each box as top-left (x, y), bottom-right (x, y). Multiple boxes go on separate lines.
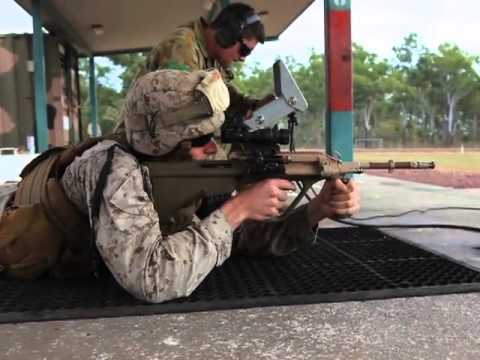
top-left (15, 0), bottom-right (315, 55)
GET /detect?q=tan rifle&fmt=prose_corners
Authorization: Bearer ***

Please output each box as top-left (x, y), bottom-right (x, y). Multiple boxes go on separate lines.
top-left (144, 151), bottom-right (435, 223)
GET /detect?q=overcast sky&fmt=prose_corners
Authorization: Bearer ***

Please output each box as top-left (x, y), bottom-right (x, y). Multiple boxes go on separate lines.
top-left (249, 0), bottom-right (480, 66)
top-left (2, 0), bottom-right (479, 68)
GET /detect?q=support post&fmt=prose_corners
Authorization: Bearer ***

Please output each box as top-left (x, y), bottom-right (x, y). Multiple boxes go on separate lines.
top-left (324, 0), bottom-right (353, 161)
top-left (89, 56), bottom-right (98, 137)
top-left (32, 0), bottom-right (48, 152)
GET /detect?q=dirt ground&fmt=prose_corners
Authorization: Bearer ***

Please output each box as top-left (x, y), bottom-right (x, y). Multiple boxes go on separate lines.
top-left (367, 169), bottom-right (480, 189)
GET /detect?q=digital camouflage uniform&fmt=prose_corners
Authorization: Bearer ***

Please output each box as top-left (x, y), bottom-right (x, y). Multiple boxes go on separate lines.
top-left (59, 69), bottom-right (315, 303)
top-left (141, 18), bottom-right (260, 117)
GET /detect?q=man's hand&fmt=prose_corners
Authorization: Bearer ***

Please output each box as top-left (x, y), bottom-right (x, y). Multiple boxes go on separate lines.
top-left (245, 94), bottom-right (276, 120)
top-left (307, 179), bottom-right (360, 226)
top-left (221, 179), bottom-right (296, 229)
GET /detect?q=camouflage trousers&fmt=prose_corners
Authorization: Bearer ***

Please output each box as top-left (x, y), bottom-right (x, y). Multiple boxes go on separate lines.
top-left (61, 140), bottom-right (314, 303)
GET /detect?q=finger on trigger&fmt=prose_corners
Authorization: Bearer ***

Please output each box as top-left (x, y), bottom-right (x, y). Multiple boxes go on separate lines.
top-left (279, 180), bottom-right (296, 191)
top-left (334, 178), bottom-right (349, 192)
top-left (276, 192), bottom-right (289, 202)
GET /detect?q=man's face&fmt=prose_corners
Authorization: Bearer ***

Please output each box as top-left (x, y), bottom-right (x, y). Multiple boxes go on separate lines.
top-left (190, 139), bottom-right (218, 160)
top-left (217, 37), bottom-right (257, 67)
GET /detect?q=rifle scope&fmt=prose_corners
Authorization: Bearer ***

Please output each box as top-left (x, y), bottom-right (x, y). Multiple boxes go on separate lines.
top-left (221, 127), bottom-right (290, 145)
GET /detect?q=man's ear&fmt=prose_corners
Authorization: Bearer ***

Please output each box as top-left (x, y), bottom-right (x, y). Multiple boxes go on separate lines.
top-left (176, 141), bottom-right (193, 159)
top-left (214, 25), bottom-right (238, 48)
top-left (161, 141), bottom-right (192, 161)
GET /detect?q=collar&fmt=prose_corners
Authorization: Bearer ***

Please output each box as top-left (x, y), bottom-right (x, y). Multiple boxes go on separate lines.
top-left (193, 18), bottom-right (209, 62)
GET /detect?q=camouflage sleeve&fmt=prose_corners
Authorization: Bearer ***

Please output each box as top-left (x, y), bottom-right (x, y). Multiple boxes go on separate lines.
top-left (61, 141), bottom-right (233, 303)
top-left (232, 205), bottom-right (316, 257)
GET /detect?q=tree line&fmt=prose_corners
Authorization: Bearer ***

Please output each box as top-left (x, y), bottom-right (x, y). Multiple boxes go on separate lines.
top-left (79, 33), bottom-right (480, 148)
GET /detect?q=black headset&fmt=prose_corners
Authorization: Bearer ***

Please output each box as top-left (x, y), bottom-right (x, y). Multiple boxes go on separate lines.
top-left (215, 13), bottom-right (262, 49)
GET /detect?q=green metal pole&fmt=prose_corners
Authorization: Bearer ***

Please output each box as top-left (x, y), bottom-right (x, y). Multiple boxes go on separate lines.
top-left (89, 56), bottom-right (98, 137)
top-left (32, 0), bottom-right (48, 152)
top-left (64, 44), bottom-right (79, 143)
top-left (324, 0), bottom-right (353, 161)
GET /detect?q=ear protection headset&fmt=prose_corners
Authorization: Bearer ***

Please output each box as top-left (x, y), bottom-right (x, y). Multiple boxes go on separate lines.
top-left (215, 13), bottom-right (262, 49)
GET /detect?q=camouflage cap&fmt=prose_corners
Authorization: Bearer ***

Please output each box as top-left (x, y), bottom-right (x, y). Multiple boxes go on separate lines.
top-left (124, 69), bottom-right (230, 156)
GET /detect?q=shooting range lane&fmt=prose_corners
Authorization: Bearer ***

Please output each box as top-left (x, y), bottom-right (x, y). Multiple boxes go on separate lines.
top-left (1, 226), bottom-right (480, 324)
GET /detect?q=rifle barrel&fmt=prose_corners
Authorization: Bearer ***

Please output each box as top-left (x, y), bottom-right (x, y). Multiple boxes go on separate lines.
top-left (359, 161), bottom-right (435, 170)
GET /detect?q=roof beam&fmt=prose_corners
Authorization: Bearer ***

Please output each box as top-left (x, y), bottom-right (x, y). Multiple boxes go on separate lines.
top-left (43, 0), bottom-right (92, 55)
top-left (18, 0), bottom-right (93, 55)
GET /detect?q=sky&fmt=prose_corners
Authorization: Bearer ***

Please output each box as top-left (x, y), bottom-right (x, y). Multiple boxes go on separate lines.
top-left (249, 0), bottom-right (480, 66)
top-left (2, 0), bottom-right (479, 75)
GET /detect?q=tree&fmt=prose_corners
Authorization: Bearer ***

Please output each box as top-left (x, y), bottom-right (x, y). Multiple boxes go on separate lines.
top-left (353, 44), bottom-right (391, 141)
top-left (232, 61), bottom-right (274, 100)
top-left (78, 58), bottom-right (123, 137)
top-left (459, 75), bottom-right (480, 144)
top-left (391, 34), bottom-right (430, 145)
top-left (415, 44), bottom-right (479, 145)
top-left (109, 53), bottom-right (146, 95)
top-left (290, 53), bottom-right (326, 147)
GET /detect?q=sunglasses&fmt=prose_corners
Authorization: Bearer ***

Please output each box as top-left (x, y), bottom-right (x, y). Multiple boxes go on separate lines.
top-left (190, 133), bottom-right (213, 147)
top-left (238, 39), bottom-right (254, 57)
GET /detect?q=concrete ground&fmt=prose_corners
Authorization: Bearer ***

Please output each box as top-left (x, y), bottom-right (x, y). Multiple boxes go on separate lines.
top-left (352, 174), bottom-right (480, 271)
top-left (1, 175), bottom-right (480, 359)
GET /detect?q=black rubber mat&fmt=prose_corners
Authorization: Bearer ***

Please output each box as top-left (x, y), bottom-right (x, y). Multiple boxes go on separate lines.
top-left (2, 227), bottom-right (480, 324)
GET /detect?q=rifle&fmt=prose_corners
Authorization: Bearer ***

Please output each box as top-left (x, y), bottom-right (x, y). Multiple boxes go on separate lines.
top-left (144, 60), bottom-right (435, 222)
top-left (145, 146), bottom-right (434, 222)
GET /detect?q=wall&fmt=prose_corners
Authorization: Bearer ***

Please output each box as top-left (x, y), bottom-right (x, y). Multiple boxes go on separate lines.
top-left (0, 34), bottom-right (81, 151)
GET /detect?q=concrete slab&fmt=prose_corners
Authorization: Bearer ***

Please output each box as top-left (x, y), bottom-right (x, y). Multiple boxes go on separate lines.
top-left (350, 175), bottom-right (480, 271)
top-left (1, 294), bottom-right (480, 359)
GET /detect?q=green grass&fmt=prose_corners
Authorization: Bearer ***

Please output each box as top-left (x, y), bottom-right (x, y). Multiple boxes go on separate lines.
top-left (354, 151), bottom-right (480, 172)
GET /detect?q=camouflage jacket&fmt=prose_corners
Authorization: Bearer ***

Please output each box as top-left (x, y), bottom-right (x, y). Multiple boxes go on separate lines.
top-left (141, 18), bottom-right (259, 116)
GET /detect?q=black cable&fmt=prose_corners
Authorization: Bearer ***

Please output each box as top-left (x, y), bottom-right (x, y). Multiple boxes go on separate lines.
top-left (293, 183), bottom-right (480, 232)
top-left (350, 206), bottom-right (480, 221)
top-left (334, 218), bottom-right (480, 233)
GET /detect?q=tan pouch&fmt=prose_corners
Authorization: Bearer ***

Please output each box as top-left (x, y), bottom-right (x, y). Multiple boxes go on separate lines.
top-left (1, 140), bottom-right (100, 279)
top-left (0, 204), bottom-right (63, 279)
top-left (41, 178), bottom-right (92, 253)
